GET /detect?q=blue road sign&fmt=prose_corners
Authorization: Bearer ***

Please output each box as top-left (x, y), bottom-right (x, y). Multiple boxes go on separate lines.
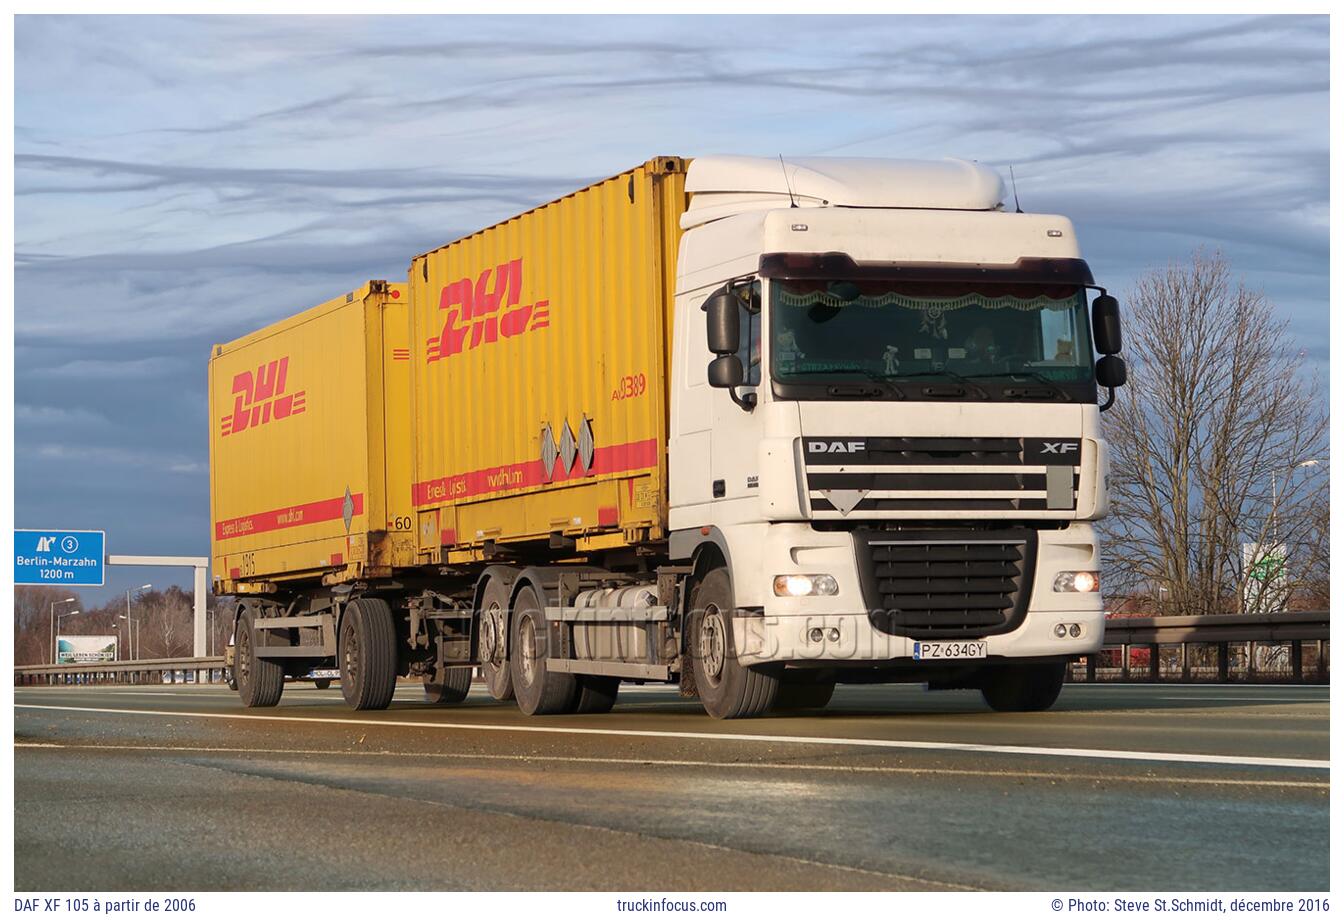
top-left (14, 529), bottom-right (106, 586)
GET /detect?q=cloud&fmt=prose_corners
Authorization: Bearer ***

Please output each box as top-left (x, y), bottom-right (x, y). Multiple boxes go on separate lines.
top-left (28, 356), bottom-right (185, 380)
top-left (12, 13), bottom-right (1329, 606)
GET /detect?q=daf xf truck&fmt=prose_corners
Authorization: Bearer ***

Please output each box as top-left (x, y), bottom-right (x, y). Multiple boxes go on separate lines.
top-left (210, 155), bottom-right (1126, 719)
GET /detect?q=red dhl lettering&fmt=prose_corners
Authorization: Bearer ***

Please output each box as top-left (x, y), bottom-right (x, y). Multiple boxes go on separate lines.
top-left (220, 356), bottom-right (306, 436)
top-left (425, 258), bottom-right (550, 362)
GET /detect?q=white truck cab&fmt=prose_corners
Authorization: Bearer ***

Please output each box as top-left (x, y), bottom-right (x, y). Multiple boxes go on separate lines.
top-left (667, 156), bottom-right (1124, 711)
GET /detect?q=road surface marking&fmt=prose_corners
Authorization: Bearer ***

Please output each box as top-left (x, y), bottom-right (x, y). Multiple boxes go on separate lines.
top-left (1159, 696), bottom-right (1325, 703)
top-left (13, 741), bottom-right (1327, 788)
top-left (14, 703), bottom-right (1328, 770)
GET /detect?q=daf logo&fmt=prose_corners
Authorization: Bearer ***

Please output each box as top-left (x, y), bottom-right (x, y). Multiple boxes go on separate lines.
top-left (809, 440), bottom-right (866, 454)
top-left (1040, 442), bottom-right (1080, 455)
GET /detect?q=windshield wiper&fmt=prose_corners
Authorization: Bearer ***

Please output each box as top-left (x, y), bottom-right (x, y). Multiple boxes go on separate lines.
top-left (887, 369), bottom-right (989, 399)
top-left (783, 368), bottom-right (905, 399)
top-left (964, 370), bottom-right (1068, 399)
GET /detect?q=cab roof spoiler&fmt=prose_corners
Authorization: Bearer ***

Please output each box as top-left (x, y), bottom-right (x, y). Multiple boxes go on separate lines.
top-left (758, 253), bottom-right (1095, 287)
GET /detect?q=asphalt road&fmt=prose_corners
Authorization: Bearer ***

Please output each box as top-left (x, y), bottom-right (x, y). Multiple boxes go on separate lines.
top-left (13, 681), bottom-right (1329, 892)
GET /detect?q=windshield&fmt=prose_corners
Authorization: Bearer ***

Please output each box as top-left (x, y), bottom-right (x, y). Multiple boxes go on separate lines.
top-left (769, 277), bottom-right (1094, 399)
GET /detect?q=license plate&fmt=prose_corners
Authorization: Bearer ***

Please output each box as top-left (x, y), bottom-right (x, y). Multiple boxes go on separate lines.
top-left (913, 640), bottom-right (988, 661)
top-left (307, 668), bottom-right (339, 679)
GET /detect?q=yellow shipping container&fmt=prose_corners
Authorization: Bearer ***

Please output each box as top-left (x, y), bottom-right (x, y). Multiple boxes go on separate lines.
top-left (408, 157), bottom-right (687, 562)
top-left (209, 281), bottom-right (413, 593)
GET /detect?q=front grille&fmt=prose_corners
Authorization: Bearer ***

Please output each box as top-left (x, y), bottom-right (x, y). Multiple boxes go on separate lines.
top-left (803, 436), bottom-right (1082, 516)
top-left (861, 437), bottom-right (1025, 466)
top-left (858, 530), bottom-right (1037, 639)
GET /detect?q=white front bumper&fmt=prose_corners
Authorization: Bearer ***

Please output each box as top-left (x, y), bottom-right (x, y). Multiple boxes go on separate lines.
top-left (725, 520), bottom-right (1105, 666)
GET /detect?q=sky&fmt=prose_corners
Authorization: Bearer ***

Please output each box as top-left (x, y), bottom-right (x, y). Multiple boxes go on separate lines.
top-left (13, 13), bottom-right (1330, 604)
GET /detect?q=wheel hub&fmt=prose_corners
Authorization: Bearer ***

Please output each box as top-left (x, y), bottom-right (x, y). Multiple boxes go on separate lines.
top-left (481, 604), bottom-right (503, 665)
top-left (518, 616), bottom-right (537, 686)
top-left (699, 605), bottom-right (727, 685)
top-left (343, 626), bottom-right (359, 682)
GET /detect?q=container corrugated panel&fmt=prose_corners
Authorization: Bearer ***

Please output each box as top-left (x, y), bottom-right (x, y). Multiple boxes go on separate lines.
top-left (208, 281), bottom-right (412, 590)
top-left (408, 157), bottom-right (688, 558)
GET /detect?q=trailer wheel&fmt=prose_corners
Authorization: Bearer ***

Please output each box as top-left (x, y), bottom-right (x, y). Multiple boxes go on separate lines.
top-left (479, 577), bottom-right (515, 701)
top-left (339, 597), bottom-right (398, 711)
top-left (424, 666), bottom-right (472, 704)
top-left (571, 675), bottom-right (620, 714)
top-left (689, 568), bottom-right (781, 719)
top-left (773, 670), bottom-right (836, 712)
top-left (236, 607), bottom-right (283, 708)
top-left (509, 584), bottom-right (577, 715)
top-left (980, 661), bottom-right (1066, 712)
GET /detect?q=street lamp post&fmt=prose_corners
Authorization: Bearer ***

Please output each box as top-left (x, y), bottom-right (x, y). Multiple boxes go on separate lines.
top-left (54, 608), bottom-right (83, 663)
top-left (49, 597), bottom-right (77, 664)
top-left (1270, 459), bottom-right (1321, 544)
top-left (125, 584), bottom-right (151, 660)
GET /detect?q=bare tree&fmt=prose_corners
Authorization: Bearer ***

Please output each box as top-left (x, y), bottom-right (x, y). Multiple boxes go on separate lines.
top-left (135, 588), bottom-right (195, 659)
top-left (1100, 250), bottom-right (1327, 616)
top-left (12, 586), bottom-right (88, 665)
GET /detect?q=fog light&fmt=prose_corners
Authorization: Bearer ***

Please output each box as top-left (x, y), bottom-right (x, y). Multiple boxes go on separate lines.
top-left (1054, 623), bottom-right (1068, 638)
top-left (774, 574), bottom-right (839, 597)
top-left (1069, 623), bottom-right (1082, 638)
top-left (808, 628), bottom-right (825, 643)
top-left (827, 628), bottom-right (841, 642)
top-left (1053, 570), bottom-right (1100, 593)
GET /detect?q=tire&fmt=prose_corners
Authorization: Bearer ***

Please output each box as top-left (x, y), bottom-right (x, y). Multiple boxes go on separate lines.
top-left (236, 607), bottom-right (283, 708)
top-left (571, 675), bottom-right (620, 714)
top-left (424, 666), bottom-right (472, 704)
top-left (313, 678), bottom-right (332, 690)
top-left (689, 568), bottom-right (781, 719)
top-left (774, 670), bottom-right (836, 712)
top-left (509, 585), bottom-right (577, 715)
top-left (981, 661), bottom-right (1066, 712)
top-left (339, 597), bottom-right (398, 711)
top-left (478, 576), bottom-right (515, 701)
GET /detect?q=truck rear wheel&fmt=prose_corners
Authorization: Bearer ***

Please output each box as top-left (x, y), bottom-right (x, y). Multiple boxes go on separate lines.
top-left (479, 577), bottom-right (515, 701)
top-left (339, 597), bottom-right (398, 711)
top-left (774, 670), bottom-right (836, 712)
top-left (236, 607), bottom-right (283, 708)
top-left (424, 666), bottom-right (472, 704)
top-left (981, 661), bottom-right (1066, 712)
top-left (509, 585), bottom-right (577, 715)
top-left (571, 675), bottom-right (620, 714)
top-left (689, 568), bottom-right (780, 719)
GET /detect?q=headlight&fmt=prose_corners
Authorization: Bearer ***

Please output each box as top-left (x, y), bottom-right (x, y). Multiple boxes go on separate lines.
top-left (1053, 571), bottom-right (1100, 593)
top-left (773, 574), bottom-right (839, 597)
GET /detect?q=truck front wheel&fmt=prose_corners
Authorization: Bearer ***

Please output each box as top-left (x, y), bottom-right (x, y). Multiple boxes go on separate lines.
top-left (689, 569), bottom-right (781, 719)
top-left (509, 585), bottom-right (577, 715)
top-left (339, 597), bottom-right (398, 711)
top-left (236, 607), bottom-right (283, 708)
top-left (980, 661), bottom-right (1066, 712)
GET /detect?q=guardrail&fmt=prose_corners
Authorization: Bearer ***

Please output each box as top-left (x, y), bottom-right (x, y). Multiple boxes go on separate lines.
top-left (13, 612), bottom-right (1330, 686)
top-left (14, 656), bottom-right (226, 686)
top-left (1073, 611), bottom-right (1329, 683)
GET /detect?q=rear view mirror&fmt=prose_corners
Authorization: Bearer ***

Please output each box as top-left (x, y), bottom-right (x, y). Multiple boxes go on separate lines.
top-left (703, 289), bottom-right (740, 356)
top-left (707, 354), bottom-right (744, 388)
top-left (1096, 354), bottom-right (1127, 389)
top-left (1092, 294), bottom-right (1123, 355)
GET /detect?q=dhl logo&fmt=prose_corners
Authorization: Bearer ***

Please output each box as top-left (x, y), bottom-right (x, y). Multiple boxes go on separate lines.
top-left (220, 356), bottom-right (305, 437)
top-left (426, 258), bottom-right (550, 362)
